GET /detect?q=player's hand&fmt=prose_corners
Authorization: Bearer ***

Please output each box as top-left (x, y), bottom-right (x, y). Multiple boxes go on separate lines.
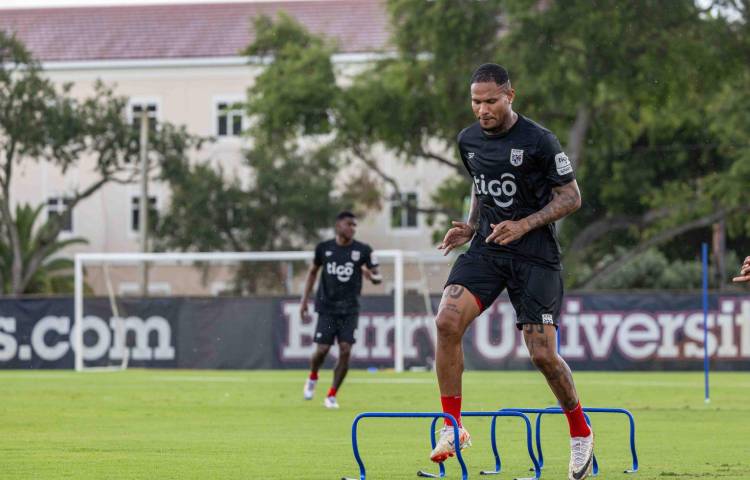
top-left (362, 267), bottom-right (383, 285)
top-left (300, 301), bottom-right (309, 318)
top-left (733, 256), bottom-right (750, 283)
top-left (485, 219), bottom-right (531, 246)
top-left (438, 221), bottom-right (475, 256)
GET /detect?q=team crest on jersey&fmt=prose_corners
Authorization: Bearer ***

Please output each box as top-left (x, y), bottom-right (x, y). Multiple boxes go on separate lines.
top-left (510, 148), bottom-right (523, 167)
top-left (351, 250), bottom-right (361, 261)
top-left (510, 149), bottom-right (524, 167)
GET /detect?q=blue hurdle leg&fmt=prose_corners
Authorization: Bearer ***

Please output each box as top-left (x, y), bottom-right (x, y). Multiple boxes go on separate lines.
top-left (478, 415), bottom-right (503, 475)
top-left (583, 412), bottom-right (599, 476)
top-left (461, 411), bottom-right (540, 480)
top-left (580, 407), bottom-right (638, 473)
top-left (416, 417), bottom-right (446, 478)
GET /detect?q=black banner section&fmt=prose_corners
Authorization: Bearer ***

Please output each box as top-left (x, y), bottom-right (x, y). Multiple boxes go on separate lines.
top-left (1, 293), bottom-right (749, 370)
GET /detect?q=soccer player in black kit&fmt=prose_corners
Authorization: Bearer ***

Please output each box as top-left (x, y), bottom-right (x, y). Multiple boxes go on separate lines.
top-left (299, 211), bottom-right (381, 409)
top-left (431, 64), bottom-right (594, 480)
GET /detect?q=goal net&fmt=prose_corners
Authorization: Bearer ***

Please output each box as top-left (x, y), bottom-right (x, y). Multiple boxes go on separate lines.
top-left (73, 250), bottom-right (451, 372)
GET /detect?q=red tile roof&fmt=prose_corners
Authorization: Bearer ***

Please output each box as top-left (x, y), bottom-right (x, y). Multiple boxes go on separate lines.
top-left (0, 1), bottom-right (391, 62)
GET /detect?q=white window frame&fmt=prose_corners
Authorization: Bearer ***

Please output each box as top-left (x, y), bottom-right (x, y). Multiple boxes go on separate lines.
top-left (388, 190), bottom-right (420, 234)
top-left (128, 194), bottom-right (159, 237)
top-left (126, 97), bottom-right (162, 125)
top-left (213, 94), bottom-right (246, 138)
top-left (46, 195), bottom-right (74, 235)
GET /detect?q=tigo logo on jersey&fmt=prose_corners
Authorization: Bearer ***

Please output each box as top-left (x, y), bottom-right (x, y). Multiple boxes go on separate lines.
top-left (510, 149), bottom-right (524, 167)
top-left (327, 261), bottom-right (355, 282)
top-left (351, 250), bottom-right (360, 261)
top-left (473, 173), bottom-right (517, 208)
top-left (555, 152), bottom-right (573, 175)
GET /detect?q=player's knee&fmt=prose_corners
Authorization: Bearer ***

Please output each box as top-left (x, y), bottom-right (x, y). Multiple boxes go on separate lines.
top-left (435, 311), bottom-right (462, 339)
top-left (338, 343), bottom-right (353, 359)
top-left (529, 348), bottom-right (556, 372)
top-left (316, 344), bottom-right (331, 357)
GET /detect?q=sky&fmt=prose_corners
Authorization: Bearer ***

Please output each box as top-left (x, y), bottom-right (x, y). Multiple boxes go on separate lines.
top-left (0, 0), bottom-right (318, 8)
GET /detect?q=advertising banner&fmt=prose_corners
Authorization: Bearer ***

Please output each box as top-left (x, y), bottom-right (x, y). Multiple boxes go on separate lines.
top-left (1, 293), bottom-right (749, 370)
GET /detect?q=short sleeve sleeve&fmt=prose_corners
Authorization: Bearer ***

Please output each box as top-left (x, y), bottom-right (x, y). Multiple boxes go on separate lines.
top-left (364, 245), bottom-right (378, 269)
top-left (538, 133), bottom-right (575, 186)
top-left (457, 129), bottom-right (473, 176)
top-left (313, 243), bottom-right (324, 266)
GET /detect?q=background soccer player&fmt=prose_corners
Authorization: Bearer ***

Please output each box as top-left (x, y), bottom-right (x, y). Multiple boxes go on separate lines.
top-left (299, 211), bottom-right (381, 408)
top-left (431, 63), bottom-right (593, 480)
top-left (733, 256), bottom-right (750, 283)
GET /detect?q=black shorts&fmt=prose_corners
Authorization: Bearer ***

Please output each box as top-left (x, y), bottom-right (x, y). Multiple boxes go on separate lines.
top-left (314, 312), bottom-right (359, 345)
top-left (445, 250), bottom-right (563, 329)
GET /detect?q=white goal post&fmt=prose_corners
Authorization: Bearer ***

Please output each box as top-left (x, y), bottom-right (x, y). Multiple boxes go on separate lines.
top-left (74, 250), bottom-right (429, 373)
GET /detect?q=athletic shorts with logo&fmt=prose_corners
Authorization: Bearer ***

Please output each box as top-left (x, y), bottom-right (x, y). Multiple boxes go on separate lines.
top-left (445, 250), bottom-right (563, 329)
top-left (314, 312), bottom-right (359, 345)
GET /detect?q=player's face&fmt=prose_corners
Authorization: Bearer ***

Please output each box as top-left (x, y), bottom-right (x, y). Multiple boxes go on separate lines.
top-left (471, 81), bottom-right (514, 131)
top-left (335, 217), bottom-right (357, 241)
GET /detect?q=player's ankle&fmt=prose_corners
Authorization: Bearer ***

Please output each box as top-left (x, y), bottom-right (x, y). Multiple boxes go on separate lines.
top-left (564, 401), bottom-right (591, 437)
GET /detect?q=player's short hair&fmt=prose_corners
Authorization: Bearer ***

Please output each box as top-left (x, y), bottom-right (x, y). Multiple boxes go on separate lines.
top-left (336, 211), bottom-right (356, 221)
top-left (471, 63), bottom-right (510, 88)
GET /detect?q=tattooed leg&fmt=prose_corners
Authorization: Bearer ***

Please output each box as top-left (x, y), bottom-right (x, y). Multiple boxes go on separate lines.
top-left (523, 324), bottom-right (579, 410)
top-left (435, 285), bottom-right (481, 396)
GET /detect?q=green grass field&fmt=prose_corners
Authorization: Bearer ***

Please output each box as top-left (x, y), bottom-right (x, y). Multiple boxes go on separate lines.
top-left (1, 370), bottom-right (748, 479)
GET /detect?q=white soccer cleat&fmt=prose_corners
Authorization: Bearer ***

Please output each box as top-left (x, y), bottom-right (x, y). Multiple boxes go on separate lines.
top-left (324, 396), bottom-right (339, 409)
top-left (429, 425), bottom-right (471, 463)
top-left (303, 379), bottom-right (317, 400)
top-left (568, 432), bottom-right (594, 480)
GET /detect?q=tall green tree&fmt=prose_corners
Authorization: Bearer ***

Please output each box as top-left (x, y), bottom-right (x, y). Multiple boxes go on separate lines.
top-left (0, 32), bottom-right (201, 294)
top-left (357, 0), bottom-right (744, 289)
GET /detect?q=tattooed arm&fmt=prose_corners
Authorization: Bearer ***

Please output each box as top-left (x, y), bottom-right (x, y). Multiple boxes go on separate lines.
top-left (486, 180), bottom-right (581, 246)
top-left (438, 185), bottom-right (480, 255)
top-left (524, 180), bottom-right (581, 230)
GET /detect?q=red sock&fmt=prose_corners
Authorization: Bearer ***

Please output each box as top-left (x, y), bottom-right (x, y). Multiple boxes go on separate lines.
top-left (564, 402), bottom-right (591, 437)
top-left (440, 395), bottom-right (462, 427)
top-left (327, 387), bottom-right (337, 398)
top-left (309, 371), bottom-right (318, 381)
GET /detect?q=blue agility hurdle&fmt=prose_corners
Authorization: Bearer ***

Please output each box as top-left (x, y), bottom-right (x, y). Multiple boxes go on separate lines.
top-left (499, 407), bottom-right (638, 475)
top-left (417, 411), bottom-right (541, 480)
top-left (341, 412), bottom-right (468, 480)
top-left (342, 411), bottom-right (541, 480)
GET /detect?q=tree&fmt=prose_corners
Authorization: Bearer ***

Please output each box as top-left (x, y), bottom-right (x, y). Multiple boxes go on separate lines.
top-left (0, 32), bottom-right (201, 294)
top-left (0, 204), bottom-right (87, 294)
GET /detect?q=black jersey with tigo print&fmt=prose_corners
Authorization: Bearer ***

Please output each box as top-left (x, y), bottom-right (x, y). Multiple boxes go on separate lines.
top-left (457, 114), bottom-right (576, 269)
top-left (314, 239), bottom-right (378, 314)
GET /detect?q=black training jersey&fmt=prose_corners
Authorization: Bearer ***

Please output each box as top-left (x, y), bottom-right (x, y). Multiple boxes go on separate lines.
top-left (457, 114), bottom-right (576, 269)
top-left (314, 239), bottom-right (378, 314)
